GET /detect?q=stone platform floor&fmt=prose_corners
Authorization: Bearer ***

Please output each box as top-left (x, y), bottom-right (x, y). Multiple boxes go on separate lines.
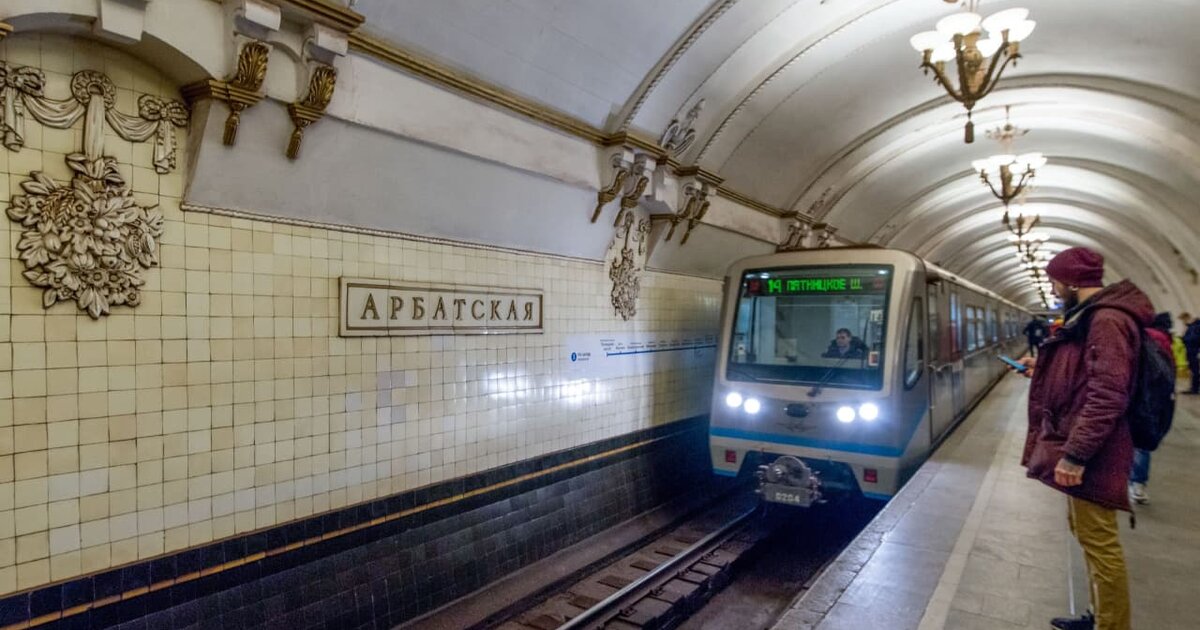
top-left (770, 375), bottom-right (1200, 630)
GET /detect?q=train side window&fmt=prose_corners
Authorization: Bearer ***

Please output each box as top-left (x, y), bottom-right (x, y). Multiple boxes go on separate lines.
top-left (949, 291), bottom-right (960, 354)
top-left (988, 307), bottom-right (998, 342)
top-left (904, 298), bottom-right (924, 389)
top-left (965, 306), bottom-right (977, 351)
top-left (927, 290), bottom-right (940, 363)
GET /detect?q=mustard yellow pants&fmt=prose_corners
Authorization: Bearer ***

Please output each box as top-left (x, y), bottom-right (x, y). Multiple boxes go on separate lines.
top-left (1068, 496), bottom-right (1131, 630)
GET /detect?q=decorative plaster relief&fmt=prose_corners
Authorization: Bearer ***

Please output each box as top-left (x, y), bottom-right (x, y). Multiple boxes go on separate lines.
top-left (591, 165), bottom-right (630, 223)
top-left (592, 146), bottom-right (659, 229)
top-left (777, 217), bottom-right (836, 252)
top-left (808, 186), bottom-right (834, 220)
top-left (223, 39), bottom-right (270, 145)
top-left (778, 217), bottom-right (811, 252)
top-left (0, 64), bottom-right (186, 318)
top-left (609, 212), bottom-right (652, 321)
top-left (659, 99), bottom-right (704, 157)
top-left (286, 62), bottom-right (337, 158)
top-left (182, 39), bottom-right (272, 146)
top-left (663, 180), bottom-right (712, 245)
top-left (1171, 245), bottom-right (1199, 285)
top-left (815, 222), bottom-right (838, 248)
top-left (614, 153), bottom-right (655, 229)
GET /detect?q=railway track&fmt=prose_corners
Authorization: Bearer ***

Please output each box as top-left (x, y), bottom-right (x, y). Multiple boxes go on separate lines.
top-left (493, 494), bottom-right (771, 630)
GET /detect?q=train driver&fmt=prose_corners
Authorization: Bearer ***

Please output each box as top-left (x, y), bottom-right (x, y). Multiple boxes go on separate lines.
top-left (822, 328), bottom-right (868, 359)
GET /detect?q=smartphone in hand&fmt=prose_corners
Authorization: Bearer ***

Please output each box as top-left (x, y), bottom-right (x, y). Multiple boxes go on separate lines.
top-left (997, 355), bottom-right (1027, 373)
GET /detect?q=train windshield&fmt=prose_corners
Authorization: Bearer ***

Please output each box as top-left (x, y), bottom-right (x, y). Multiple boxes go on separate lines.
top-left (727, 265), bottom-right (892, 389)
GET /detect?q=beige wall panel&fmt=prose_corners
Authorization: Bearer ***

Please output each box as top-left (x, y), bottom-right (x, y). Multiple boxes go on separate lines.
top-left (0, 34), bottom-right (722, 595)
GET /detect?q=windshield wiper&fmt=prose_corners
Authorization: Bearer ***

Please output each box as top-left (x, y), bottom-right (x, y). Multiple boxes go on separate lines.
top-left (807, 355), bottom-right (851, 397)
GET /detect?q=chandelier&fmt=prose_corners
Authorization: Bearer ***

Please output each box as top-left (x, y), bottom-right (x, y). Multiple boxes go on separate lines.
top-left (971, 107), bottom-right (1045, 208)
top-left (1001, 206), bottom-right (1040, 240)
top-left (909, 5), bottom-right (1035, 142)
top-left (1004, 218), bottom-right (1053, 306)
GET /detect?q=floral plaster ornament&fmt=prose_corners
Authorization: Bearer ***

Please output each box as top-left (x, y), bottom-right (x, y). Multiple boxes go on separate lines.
top-left (0, 64), bottom-right (185, 318)
top-left (8, 154), bottom-right (164, 317)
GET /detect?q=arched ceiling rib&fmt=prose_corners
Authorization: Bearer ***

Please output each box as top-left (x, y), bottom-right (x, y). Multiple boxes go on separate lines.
top-left (353, 0), bottom-right (1200, 307)
top-left (787, 82), bottom-right (1200, 216)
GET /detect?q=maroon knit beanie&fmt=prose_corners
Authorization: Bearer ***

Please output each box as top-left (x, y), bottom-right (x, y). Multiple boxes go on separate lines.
top-left (1045, 247), bottom-right (1104, 287)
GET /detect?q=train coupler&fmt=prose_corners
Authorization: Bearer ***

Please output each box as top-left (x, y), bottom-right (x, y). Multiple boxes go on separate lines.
top-left (755, 455), bottom-right (822, 507)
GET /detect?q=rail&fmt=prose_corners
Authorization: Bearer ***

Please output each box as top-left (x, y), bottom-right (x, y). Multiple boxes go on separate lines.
top-left (556, 505), bottom-right (759, 630)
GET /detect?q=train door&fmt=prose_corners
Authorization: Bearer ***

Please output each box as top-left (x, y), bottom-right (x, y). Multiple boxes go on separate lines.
top-left (948, 289), bottom-right (966, 415)
top-left (926, 282), bottom-right (955, 438)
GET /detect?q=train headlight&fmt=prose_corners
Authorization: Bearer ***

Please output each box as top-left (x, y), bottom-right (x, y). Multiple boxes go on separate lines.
top-left (725, 392), bottom-right (743, 408)
top-left (743, 398), bottom-right (762, 414)
top-left (859, 402), bottom-right (879, 421)
top-left (836, 406), bottom-right (856, 423)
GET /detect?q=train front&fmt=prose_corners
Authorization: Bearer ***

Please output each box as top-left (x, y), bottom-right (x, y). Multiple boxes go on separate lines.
top-left (710, 251), bottom-right (925, 506)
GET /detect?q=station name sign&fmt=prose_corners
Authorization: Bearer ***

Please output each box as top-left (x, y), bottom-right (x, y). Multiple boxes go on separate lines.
top-left (339, 278), bottom-right (543, 337)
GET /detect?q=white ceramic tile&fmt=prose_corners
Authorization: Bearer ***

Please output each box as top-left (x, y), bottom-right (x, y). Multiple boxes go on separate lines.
top-left (0, 33), bottom-right (721, 595)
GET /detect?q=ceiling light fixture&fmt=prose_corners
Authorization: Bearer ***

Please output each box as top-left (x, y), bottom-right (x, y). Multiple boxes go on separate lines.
top-left (909, 5), bottom-right (1035, 142)
top-left (972, 107), bottom-right (1046, 211)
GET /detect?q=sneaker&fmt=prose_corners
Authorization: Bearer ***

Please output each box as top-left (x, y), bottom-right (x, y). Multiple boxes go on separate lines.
top-left (1050, 613), bottom-right (1095, 630)
top-left (1130, 482), bottom-right (1149, 504)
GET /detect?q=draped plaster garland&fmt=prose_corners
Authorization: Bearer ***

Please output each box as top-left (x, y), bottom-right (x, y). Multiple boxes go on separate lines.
top-left (0, 64), bottom-right (186, 318)
top-left (0, 66), bottom-right (188, 174)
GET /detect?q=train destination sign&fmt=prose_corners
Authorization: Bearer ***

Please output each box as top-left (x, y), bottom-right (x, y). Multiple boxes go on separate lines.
top-left (744, 275), bottom-right (886, 296)
top-left (340, 278), bottom-right (543, 336)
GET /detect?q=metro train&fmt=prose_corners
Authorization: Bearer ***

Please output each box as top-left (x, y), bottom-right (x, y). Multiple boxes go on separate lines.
top-left (709, 247), bottom-right (1030, 506)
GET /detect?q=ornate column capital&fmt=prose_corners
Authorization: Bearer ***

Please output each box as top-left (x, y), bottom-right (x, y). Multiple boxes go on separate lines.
top-left (182, 1), bottom-right (357, 155)
top-left (776, 216), bottom-right (837, 251)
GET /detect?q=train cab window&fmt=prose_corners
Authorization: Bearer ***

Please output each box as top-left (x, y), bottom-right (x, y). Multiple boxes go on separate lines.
top-left (904, 299), bottom-right (924, 389)
top-left (727, 265), bottom-right (892, 390)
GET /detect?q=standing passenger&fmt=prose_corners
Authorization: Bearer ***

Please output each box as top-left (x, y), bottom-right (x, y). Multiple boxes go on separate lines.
top-left (1173, 330), bottom-right (1189, 383)
top-left (1016, 247), bottom-right (1144, 630)
top-left (1023, 315), bottom-right (1048, 356)
top-left (1181, 313), bottom-right (1200, 395)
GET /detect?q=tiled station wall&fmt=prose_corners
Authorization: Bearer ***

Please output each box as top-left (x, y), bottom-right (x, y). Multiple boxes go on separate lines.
top-left (0, 33), bottom-right (722, 619)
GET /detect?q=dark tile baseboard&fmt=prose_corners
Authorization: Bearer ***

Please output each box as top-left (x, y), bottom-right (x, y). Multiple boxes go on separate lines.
top-left (0, 416), bottom-right (714, 630)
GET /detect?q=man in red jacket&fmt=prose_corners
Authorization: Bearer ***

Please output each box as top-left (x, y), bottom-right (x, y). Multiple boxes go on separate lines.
top-left (1017, 247), bottom-right (1148, 630)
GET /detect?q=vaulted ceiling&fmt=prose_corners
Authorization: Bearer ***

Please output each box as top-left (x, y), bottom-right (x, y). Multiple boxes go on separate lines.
top-left (354, 0), bottom-right (1200, 312)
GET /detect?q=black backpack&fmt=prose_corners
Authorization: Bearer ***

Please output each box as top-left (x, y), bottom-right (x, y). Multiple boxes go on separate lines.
top-left (1128, 328), bottom-right (1175, 451)
top-left (1077, 308), bottom-right (1176, 451)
